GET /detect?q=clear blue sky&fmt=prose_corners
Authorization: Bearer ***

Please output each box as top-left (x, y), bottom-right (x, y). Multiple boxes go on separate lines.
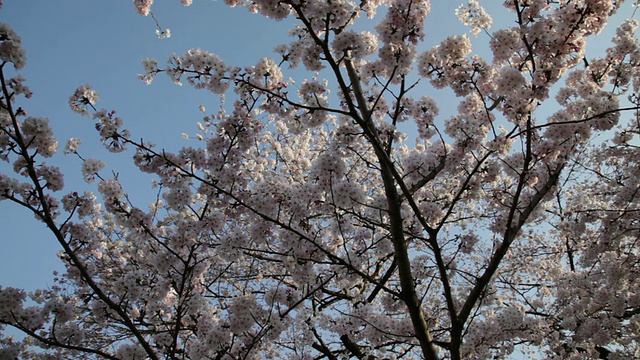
top-left (0, 0), bottom-right (475, 292)
top-left (0, 0), bottom-right (635, 298)
top-left (0, 0), bottom-right (297, 291)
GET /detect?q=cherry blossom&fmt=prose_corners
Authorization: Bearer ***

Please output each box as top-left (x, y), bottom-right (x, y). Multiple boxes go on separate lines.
top-left (68, 85), bottom-right (99, 116)
top-left (456, 0), bottom-right (493, 36)
top-left (81, 159), bottom-right (106, 183)
top-left (0, 23), bottom-right (25, 70)
top-left (1, 1), bottom-right (640, 359)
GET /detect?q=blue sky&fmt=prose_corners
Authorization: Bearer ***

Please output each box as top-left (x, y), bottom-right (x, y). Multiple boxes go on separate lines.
top-left (0, 0), bottom-right (297, 291)
top-left (0, 0), bottom-right (635, 300)
top-left (0, 0), bottom-right (475, 292)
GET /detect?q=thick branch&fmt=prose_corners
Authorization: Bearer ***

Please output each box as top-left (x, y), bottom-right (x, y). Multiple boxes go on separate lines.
top-left (342, 59), bottom-right (440, 360)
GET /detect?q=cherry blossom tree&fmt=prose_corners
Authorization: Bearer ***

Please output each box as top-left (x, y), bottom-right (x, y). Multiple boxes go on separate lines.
top-left (1, 0), bottom-right (640, 358)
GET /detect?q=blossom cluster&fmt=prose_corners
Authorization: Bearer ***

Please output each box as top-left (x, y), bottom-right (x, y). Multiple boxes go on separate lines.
top-left (370, 0), bottom-right (431, 79)
top-left (68, 85), bottom-right (99, 116)
top-left (81, 159), bottom-right (106, 183)
top-left (331, 30), bottom-right (378, 60)
top-left (416, 34), bottom-right (478, 94)
top-left (20, 116), bottom-right (58, 158)
top-left (0, 23), bottom-right (25, 70)
top-left (402, 96), bottom-right (439, 139)
top-left (274, 25), bottom-right (324, 71)
top-left (133, 0), bottom-right (192, 17)
top-left (455, 0), bottom-right (493, 35)
top-left (93, 109), bottom-right (130, 152)
top-left (165, 49), bottom-right (232, 94)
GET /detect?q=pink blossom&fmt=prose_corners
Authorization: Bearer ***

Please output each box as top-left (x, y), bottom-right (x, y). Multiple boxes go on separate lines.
top-left (133, 0), bottom-right (154, 16)
top-left (69, 85), bottom-right (99, 116)
top-left (456, 0), bottom-right (493, 35)
top-left (0, 23), bottom-right (26, 69)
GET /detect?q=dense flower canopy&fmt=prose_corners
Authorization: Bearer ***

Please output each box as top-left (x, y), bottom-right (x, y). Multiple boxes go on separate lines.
top-left (1, 0), bottom-right (640, 359)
